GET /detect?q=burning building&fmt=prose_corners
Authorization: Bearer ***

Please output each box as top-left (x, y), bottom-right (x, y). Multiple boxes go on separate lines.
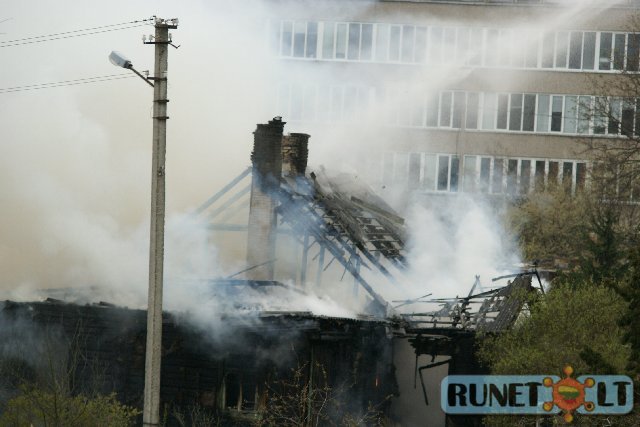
top-left (0, 118), bottom-right (540, 426)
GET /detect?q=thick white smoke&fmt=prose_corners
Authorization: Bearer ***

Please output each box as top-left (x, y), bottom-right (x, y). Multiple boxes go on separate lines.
top-left (0, 0), bottom-right (628, 319)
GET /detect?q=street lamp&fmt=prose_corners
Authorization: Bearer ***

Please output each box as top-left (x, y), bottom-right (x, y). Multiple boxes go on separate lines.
top-left (110, 17), bottom-right (178, 427)
top-left (109, 51), bottom-right (154, 87)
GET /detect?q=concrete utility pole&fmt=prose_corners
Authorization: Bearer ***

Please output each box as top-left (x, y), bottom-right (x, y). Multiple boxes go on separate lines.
top-left (142, 17), bottom-right (178, 427)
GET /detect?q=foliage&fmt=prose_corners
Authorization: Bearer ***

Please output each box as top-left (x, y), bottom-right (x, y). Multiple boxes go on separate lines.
top-left (0, 386), bottom-right (139, 427)
top-left (507, 186), bottom-right (588, 263)
top-left (478, 280), bottom-right (639, 426)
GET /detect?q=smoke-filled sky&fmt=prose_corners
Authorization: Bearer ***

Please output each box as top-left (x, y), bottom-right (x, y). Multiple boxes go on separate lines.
top-left (0, 0), bottom-right (627, 312)
top-left (0, 1), bottom-right (277, 293)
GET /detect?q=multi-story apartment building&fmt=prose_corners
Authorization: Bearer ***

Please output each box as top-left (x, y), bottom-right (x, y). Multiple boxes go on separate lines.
top-left (264, 0), bottom-right (640, 199)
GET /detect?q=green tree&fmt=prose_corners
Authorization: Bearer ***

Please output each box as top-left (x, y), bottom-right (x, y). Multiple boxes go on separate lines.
top-left (478, 281), bottom-right (638, 426)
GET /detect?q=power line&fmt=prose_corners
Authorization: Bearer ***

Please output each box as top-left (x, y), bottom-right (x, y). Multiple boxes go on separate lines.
top-left (0, 18), bottom-right (153, 48)
top-left (0, 73), bottom-right (137, 94)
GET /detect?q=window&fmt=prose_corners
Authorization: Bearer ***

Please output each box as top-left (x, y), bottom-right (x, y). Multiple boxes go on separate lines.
top-left (457, 28), bottom-right (470, 63)
top-left (548, 161), bottom-right (559, 186)
top-left (551, 96), bottom-right (563, 132)
top-left (469, 28), bottom-right (484, 66)
top-left (361, 24), bottom-right (373, 60)
top-left (577, 96), bottom-right (591, 134)
top-left (497, 94), bottom-right (509, 130)
top-left (463, 156), bottom-right (477, 192)
top-left (281, 21), bottom-right (293, 56)
top-left (568, 31), bottom-right (583, 69)
top-left (509, 93), bottom-right (523, 131)
top-left (375, 24), bottom-right (389, 62)
top-left (622, 98), bottom-right (635, 137)
top-left (541, 32), bottom-right (555, 68)
top-left (563, 96), bottom-right (577, 134)
top-left (599, 32), bottom-right (612, 70)
top-left (452, 92), bottom-right (466, 128)
top-left (437, 155), bottom-right (450, 191)
top-left (507, 159), bottom-right (518, 195)
top-left (306, 23), bottom-right (318, 58)
top-left (535, 160), bottom-right (545, 191)
top-left (466, 92), bottom-right (480, 129)
top-left (402, 25), bottom-right (415, 62)
top-left (444, 28), bottom-right (456, 64)
top-left (408, 153), bottom-right (421, 189)
top-left (511, 30), bottom-right (527, 68)
top-left (498, 29), bottom-right (512, 67)
top-left (322, 22), bottom-right (335, 59)
top-left (426, 94), bottom-right (439, 127)
top-left (636, 99), bottom-right (640, 136)
top-left (492, 158), bottom-right (504, 194)
top-left (293, 22), bottom-right (306, 57)
top-left (523, 94), bottom-right (536, 131)
top-left (480, 158), bottom-right (491, 192)
top-left (429, 27), bottom-right (443, 63)
top-left (609, 98), bottom-right (621, 135)
top-left (583, 32), bottom-right (596, 70)
top-left (336, 23), bottom-right (348, 59)
top-left (562, 162), bottom-right (574, 191)
top-left (415, 27), bottom-right (427, 63)
top-left (486, 29), bottom-right (499, 67)
top-left (576, 163), bottom-right (586, 192)
top-left (423, 154), bottom-right (436, 190)
top-left (348, 23), bottom-right (361, 60)
top-left (450, 156), bottom-right (460, 192)
top-left (555, 31), bottom-right (569, 68)
top-left (524, 30), bottom-right (539, 68)
top-left (613, 33), bottom-right (626, 70)
top-left (594, 97), bottom-right (607, 134)
top-left (389, 25), bottom-right (401, 61)
top-left (482, 93), bottom-right (497, 130)
top-left (440, 92), bottom-right (453, 127)
top-left (628, 34), bottom-right (640, 72)
top-left (536, 95), bottom-right (550, 132)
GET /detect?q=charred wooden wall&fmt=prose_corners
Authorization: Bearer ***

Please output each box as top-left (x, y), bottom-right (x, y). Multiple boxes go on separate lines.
top-left (0, 301), bottom-right (394, 425)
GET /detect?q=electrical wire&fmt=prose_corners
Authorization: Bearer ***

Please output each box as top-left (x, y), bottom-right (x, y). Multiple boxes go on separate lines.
top-left (0, 18), bottom-right (153, 48)
top-left (0, 74), bottom-right (137, 94)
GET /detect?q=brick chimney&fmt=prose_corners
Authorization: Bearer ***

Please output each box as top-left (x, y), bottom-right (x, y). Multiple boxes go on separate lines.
top-left (246, 117), bottom-right (285, 280)
top-left (282, 133), bottom-right (309, 178)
